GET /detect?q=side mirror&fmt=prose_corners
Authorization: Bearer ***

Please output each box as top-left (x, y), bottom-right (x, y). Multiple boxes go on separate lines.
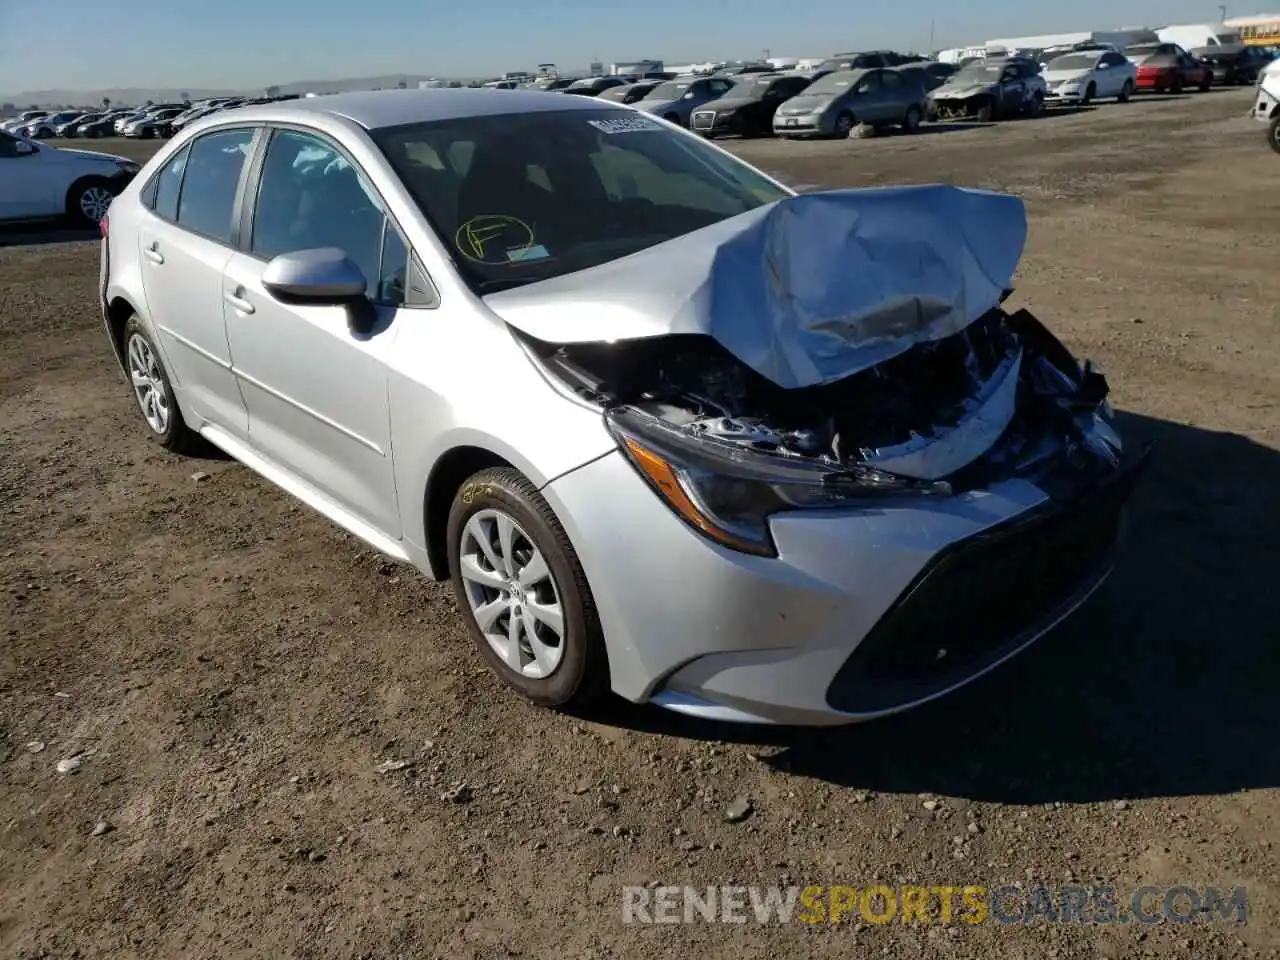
top-left (683, 91), bottom-right (696, 99)
top-left (14, 140), bottom-right (36, 155)
top-left (262, 247), bottom-right (377, 335)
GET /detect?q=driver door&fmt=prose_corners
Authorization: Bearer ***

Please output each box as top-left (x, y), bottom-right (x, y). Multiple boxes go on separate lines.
top-left (0, 133), bottom-right (60, 219)
top-left (998, 65), bottom-right (1025, 111)
top-left (221, 127), bottom-right (407, 537)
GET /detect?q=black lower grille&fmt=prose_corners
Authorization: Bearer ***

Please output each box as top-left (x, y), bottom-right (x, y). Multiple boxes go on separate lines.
top-left (826, 450), bottom-right (1149, 714)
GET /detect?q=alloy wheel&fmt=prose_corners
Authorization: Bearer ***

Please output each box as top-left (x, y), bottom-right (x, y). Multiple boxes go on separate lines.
top-left (78, 186), bottom-right (113, 222)
top-left (126, 333), bottom-right (170, 435)
top-left (458, 508), bottom-right (566, 679)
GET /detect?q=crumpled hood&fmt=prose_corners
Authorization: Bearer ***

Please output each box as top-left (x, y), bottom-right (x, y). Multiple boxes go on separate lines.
top-left (485, 184), bottom-right (1027, 389)
top-left (931, 83), bottom-right (996, 99)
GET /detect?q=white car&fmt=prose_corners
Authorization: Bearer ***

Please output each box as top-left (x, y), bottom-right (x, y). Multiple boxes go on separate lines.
top-left (0, 131), bottom-right (140, 224)
top-left (1042, 50), bottom-right (1138, 104)
top-left (1254, 62), bottom-right (1280, 152)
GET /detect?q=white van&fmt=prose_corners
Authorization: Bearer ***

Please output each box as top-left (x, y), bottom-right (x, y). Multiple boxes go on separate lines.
top-left (1156, 23), bottom-right (1244, 52)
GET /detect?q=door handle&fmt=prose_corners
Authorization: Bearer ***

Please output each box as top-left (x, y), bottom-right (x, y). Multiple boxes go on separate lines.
top-left (144, 242), bottom-right (164, 265)
top-left (223, 289), bottom-right (255, 314)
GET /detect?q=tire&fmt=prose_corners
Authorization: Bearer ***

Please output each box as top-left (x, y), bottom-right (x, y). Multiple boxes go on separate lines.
top-left (1025, 95), bottom-right (1044, 118)
top-left (1082, 83), bottom-right (1096, 105)
top-left (975, 100), bottom-right (995, 122)
top-left (447, 467), bottom-right (608, 709)
top-left (1118, 80), bottom-right (1133, 102)
top-left (1269, 115), bottom-right (1280, 155)
top-left (122, 315), bottom-right (200, 453)
top-left (902, 105), bottom-right (923, 132)
top-left (1171, 76), bottom-right (1184, 95)
top-left (65, 176), bottom-right (115, 226)
top-left (1199, 74), bottom-right (1211, 92)
top-left (833, 111), bottom-right (854, 137)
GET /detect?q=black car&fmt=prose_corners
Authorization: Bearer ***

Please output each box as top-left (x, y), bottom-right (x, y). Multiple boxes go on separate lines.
top-left (77, 115), bottom-right (124, 138)
top-left (816, 50), bottom-right (915, 72)
top-left (563, 76), bottom-right (631, 97)
top-left (1196, 46), bottom-right (1268, 85)
top-left (598, 80), bottom-right (662, 104)
top-left (894, 60), bottom-right (960, 92)
top-left (689, 73), bottom-right (813, 137)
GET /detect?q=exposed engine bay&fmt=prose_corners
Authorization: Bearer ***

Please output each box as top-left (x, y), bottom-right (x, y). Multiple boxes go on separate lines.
top-left (522, 306), bottom-right (1123, 492)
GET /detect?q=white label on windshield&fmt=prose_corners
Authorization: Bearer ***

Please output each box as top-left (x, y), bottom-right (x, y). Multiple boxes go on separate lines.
top-left (588, 116), bottom-right (664, 134)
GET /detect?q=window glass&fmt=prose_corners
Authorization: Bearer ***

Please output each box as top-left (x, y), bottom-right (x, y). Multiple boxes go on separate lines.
top-left (854, 73), bottom-right (881, 94)
top-left (881, 71), bottom-right (903, 91)
top-left (373, 108), bottom-right (788, 295)
top-left (175, 129), bottom-right (253, 242)
top-left (377, 220), bottom-right (410, 305)
top-left (251, 129), bottom-right (386, 291)
top-left (151, 144), bottom-right (190, 220)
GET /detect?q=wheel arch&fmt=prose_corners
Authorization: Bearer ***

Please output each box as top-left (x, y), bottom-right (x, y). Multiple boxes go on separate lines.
top-left (422, 445), bottom-right (517, 580)
top-left (105, 295), bottom-right (138, 370)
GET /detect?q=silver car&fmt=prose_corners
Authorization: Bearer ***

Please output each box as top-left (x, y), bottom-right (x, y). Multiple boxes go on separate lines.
top-left (773, 68), bottom-right (928, 138)
top-left (635, 75), bottom-right (737, 126)
top-left (100, 90), bottom-right (1142, 726)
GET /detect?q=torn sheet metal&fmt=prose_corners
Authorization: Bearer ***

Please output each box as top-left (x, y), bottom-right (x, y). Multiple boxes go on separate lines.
top-left (484, 184), bottom-right (1027, 389)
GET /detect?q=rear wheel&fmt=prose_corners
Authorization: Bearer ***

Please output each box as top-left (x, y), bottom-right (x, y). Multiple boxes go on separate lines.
top-left (1199, 73), bottom-right (1211, 92)
top-left (833, 111), bottom-right (854, 137)
top-left (902, 104), bottom-right (923, 132)
top-left (122, 315), bottom-right (201, 453)
top-left (447, 467), bottom-right (608, 709)
top-left (1269, 115), bottom-right (1280, 155)
top-left (1171, 76), bottom-right (1184, 95)
top-left (1118, 80), bottom-right (1134, 102)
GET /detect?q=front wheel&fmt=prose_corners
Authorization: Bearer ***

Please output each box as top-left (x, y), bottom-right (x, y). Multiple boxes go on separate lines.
top-left (1025, 95), bottom-right (1045, 118)
top-left (1269, 115), bottom-right (1280, 155)
top-left (1082, 83), bottom-right (1096, 105)
top-left (447, 467), bottom-right (608, 709)
top-left (122, 316), bottom-right (201, 453)
top-left (833, 111), bottom-right (854, 137)
top-left (976, 100), bottom-right (995, 122)
top-left (1117, 80), bottom-right (1134, 102)
top-left (1199, 74), bottom-right (1211, 92)
top-left (1171, 76), bottom-right (1184, 95)
top-left (66, 177), bottom-right (114, 226)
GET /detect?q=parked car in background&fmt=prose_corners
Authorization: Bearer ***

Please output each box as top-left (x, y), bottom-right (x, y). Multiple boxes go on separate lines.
top-left (563, 76), bottom-right (630, 97)
top-left (894, 60), bottom-right (960, 93)
top-left (56, 112), bottom-right (101, 137)
top-left (1, 110), bottom-right (50, 133)
top-left (815, 50), bottom-right (912, 72)
top-left (598, 80), bottom-right (661, 104)
top-left (1126, 43), bottom-right (1212, 92)
top-left (1042, 50), bottom-right (1137, 104)
top-left (927, 57), bottom-right (1047, 121)
top-left (691, 73), bottom-right (813, 137)
top-left (0, 129), bottom-right (138, 224)
top-left (635, 75), bottom-right (737, 126)
top-left (124, 107), bottom-right (185, 139)
top-left (78, 110), bottom-right (133, 138)
top-left (773, 67), bottom-right (928, 138)
top-left (97, 89), bottom-right (1139, 725)
top-left (1196, 45), bottom-right (1268, 85)
top-left (23, 111), bottom-right (86, 138)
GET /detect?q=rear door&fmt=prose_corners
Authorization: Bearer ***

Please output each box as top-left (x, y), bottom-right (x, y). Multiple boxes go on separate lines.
top-left (136, 127), bottom-right (258, 437)
top-left (850, 70), bottom-right (890, 121)
top-left (221, 127), bottom-right (408, 536)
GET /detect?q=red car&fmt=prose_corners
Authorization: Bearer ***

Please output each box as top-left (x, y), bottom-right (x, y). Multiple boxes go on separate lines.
top-left (1126, 43), bottom-right (1213, 93)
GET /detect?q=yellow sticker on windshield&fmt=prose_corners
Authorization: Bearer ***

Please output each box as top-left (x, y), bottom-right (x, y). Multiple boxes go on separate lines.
top-left (455, 214), bottom-right (536, 265)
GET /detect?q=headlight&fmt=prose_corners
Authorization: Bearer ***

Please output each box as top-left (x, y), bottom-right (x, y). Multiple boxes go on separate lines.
top-left (606, 407), bottom-right (948, 557)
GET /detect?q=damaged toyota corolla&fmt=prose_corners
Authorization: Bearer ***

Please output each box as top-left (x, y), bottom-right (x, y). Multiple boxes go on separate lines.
top-left (102, 89), bottom-right (1147, 727)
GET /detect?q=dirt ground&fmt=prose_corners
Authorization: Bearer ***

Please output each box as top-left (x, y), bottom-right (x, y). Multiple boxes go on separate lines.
top-left (2, 89), bottom-right (1278, 959)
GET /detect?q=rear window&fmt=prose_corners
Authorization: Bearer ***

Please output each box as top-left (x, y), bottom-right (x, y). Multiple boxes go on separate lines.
top-left (1047, 54), bottom-right (1100, 70)
top-left (372, 108), bottom-right (789, 294)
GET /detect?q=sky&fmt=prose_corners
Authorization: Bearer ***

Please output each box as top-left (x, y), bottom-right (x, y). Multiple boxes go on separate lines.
top-left (0, 0), bottom-right (1246, 95)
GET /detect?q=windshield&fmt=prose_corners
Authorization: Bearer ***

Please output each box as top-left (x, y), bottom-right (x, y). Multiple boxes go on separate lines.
top-left (805, 71), bottom-right (858, 94)
top-left (954, 62), bottom-right (1005, 81)
top-left (1047, 53), bottom-right (1100, 70)
top-left (643, 80), bottom-right (691, 99)
top-left (735, 77), bottom-right (780, 99)
top-left (373, 108), bottom-right (789, 294)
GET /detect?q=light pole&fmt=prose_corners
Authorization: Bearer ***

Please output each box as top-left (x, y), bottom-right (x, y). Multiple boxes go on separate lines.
top-left (1219, 4), bottom-right (1227, 20)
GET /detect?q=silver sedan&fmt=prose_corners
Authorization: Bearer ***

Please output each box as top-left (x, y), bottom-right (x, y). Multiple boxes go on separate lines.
top-left (99, 89), bottom-right (1142, 725)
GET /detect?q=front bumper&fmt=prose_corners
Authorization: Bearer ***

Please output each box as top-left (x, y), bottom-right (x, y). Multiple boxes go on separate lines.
top-left (772, 114), bottom-right (829, 136)
top-left (542, 443), bottom-right (1147, 726)
top-left (1253, 87), bottom-right (1279, 120)
top-left (691, 110), bottom-right (741, 136)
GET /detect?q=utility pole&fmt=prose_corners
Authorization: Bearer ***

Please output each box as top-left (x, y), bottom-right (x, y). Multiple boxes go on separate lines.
top-left (929, 18), bottom-right (936, 53)
top-left (1219, 4), bottom-right (1227, 20)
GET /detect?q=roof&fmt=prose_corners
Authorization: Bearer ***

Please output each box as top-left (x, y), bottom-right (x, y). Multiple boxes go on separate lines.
top-left (218, 87), bottom-right (624, 131)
